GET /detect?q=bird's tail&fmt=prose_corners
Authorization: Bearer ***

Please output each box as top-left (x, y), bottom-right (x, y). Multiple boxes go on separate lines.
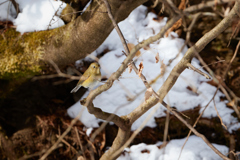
top-left (70, 85), bottom-right (81, 93)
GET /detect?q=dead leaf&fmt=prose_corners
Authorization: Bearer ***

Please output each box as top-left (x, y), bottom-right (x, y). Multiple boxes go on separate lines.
top-left (143, 45), bottom-right (150, 50)
top-left (226, 99), bottom-right (235, 107)
top-left (165, 0), bottom-right (185, 37)
top-left (80, 98), bottom-right (87, 105)
top-left (178, 0), bottom-right (186, 10)
top-left (100, 131), bottom-right (106, 151)
top-left (145, 88), bottom-right (153, 101)
top-left (186, 86), bottom-right (198, 95)
top-left (141, 149), bottom-right (150, 153)
top-left (155, 53), bottom-right (159, 63)
top-left (175, 28), bottom-right (182, 37)
top-left (128, 63), bottom-right (132, 73)
top-left (159, 60), bottom-right (166, 78)
top-left (77, 156), bottom-right (85, 160)
top-left (127, 43), bottom-right (141, 57)
top-left (138, 62), bottom-right (144, 77)
top-left (165, 19), bottom-right (182, 37)
top-left (86, 139), bottom-right (97, 153)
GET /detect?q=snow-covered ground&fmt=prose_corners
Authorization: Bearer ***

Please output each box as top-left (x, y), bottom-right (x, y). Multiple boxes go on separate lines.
top-left (67, 5), bottom-right (240, 133)
top-left (117, 135), bottom-right (229, 160)
top-left (0, 0), bottom-right (66, 33)
top-left (1, 1), bottom-right (239, 159)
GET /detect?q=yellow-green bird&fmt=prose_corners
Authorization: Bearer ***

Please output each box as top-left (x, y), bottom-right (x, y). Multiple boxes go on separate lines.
top-left (71, 62), bottom-right (101, 93)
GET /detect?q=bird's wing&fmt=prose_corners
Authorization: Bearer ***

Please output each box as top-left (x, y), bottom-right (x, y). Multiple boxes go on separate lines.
top-left (77, 72), bottom-right (90, 85)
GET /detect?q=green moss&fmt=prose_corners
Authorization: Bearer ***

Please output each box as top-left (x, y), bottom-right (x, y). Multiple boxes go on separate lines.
top-left (49, 27), bottom-right (66, 48)
top-left (0, 28), bottom-right (55, 79)
top-left (53, 35), bottom-right (63, 48)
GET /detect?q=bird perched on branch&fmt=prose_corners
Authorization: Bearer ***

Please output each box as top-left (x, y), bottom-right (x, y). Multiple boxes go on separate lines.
top-left (71, 62), bottom-right (101, 93)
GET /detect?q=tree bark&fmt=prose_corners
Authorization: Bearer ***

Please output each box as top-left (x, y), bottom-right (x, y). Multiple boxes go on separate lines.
top-left (100, 128), bottom-right (131, 160)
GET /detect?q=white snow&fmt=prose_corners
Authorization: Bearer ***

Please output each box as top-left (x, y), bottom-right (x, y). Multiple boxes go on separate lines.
top-left (0, 0), bottom-right (66, 34)
top-left (86, 127), bottom-right (93, 137)
top-left (117, 135), bottom-right (229, 160)
top-left (0, 0), bottom-right (17, 21)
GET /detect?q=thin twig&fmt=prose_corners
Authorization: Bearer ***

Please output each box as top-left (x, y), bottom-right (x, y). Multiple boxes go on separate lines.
top-left (18, 144), bottom-right (63, 160)
top-left (193, 41), bottom-right (240, 119)
top-left (163, 97), bottom-right (170, 146)
top-left (0, 0), bottom-right (8, 6)
top-left (75, 127), bottom-right (87, 160)
top-left (167, 42), bottom-right (186, 66)
top-left (56, 134), bottom-right (78, 154)
top-left (200, 59), bottom-right (225, 69)
top-left (227, 19), bottom-right (240, 47)
top-left (187, 63), bottom-right (211, 79)
top-left (9, 0), bottom-right (20, 15)
top-left (213, 99), bottom-right (227, 130)
top-left (184, 0), bottom-right (234, 13)
top-left (47, 2), bottom-right (64, 30)
top-left (18, 150), bottom-right (47, 160)
top-left (178, 86), bottom-right (219, 160)
top-left (32, 60), bottom-right (81, 84)
top-left (229, 134), bottom-right (236, 160)
top-left (223, 40), bottom-right (240, 80)
top-left (39, 107), bottom-right (85, 160)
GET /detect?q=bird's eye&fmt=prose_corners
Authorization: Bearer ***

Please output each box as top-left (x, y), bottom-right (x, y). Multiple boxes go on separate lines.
top-left (93, 66), bottom-right (95, 68)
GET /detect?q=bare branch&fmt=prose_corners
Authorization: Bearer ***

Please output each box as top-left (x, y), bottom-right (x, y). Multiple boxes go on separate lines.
top-left (19, 144), bottom-right (63, 160)
top-left (56, 134), bottom-right (78, 154)
top-left (110, 103), bottom-right (162, 159)
top-left (32, 60), bottom-right (80, 83)
top-left (163, 99), bottom-right (170, 146)
top-left (187, 63), bottom-right (211, 79)
top-left (213, 99), bottom-right (227, 130)
top-left (9, 0), bottom-right (20, 15)
top-left (184, 0), bottom-right (234, 13)
top-left (47, 2), bottom-right (64, 30)
top-left (82, 100), bottom-right (130, 131)
top-left (223, 40), bottom-right (240, 80)
top-left (75, 127), bottom-right (87, 160)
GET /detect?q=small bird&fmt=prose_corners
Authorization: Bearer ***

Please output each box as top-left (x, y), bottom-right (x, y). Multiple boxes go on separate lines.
top-left (71, 62), bottom-right (101, 93)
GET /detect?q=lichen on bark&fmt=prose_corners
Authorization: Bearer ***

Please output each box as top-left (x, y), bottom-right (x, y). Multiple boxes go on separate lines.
top-left (0, 29), bottom-right (52, 79)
